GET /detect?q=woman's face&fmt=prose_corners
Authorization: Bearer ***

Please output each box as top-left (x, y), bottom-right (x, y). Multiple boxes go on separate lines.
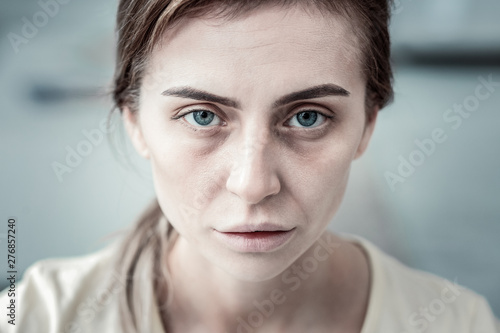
top-left (124, 5), bottom-right (376, 281)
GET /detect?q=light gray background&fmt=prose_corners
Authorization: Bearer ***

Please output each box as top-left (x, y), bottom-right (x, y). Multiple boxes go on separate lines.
top-left (1, 0), bottom-right (499, 317)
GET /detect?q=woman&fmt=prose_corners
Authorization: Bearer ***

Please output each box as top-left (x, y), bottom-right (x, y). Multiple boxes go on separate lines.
top-left (1, 0), bottom-right (499, 332)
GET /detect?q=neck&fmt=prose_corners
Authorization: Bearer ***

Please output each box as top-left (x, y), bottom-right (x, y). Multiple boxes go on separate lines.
top-left (163, 231), bottom-right (370, 332)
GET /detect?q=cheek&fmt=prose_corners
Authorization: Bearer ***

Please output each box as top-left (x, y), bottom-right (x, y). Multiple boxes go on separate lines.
top-left (150, 150), bottom-right (187, 226)
top-left (287, 125), bottom-right (361, 232)
top-left (147, 135), bottom-right (227, 240)
top-left (144, 129), bottom-right (205, 232)
top-left (294, 150), bottom-right (352, 226)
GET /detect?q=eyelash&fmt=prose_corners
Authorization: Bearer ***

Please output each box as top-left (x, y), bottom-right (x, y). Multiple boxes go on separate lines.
top-left (285, 109), bottom-right (335, 130)
top-left (172, 106), bottom-right (335, 133)
top-left (171, 107), bottom-right (224, 133)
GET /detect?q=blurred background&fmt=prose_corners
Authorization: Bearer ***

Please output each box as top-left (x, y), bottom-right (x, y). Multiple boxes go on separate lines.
top-left (0, 0), bottom-right (499, 318)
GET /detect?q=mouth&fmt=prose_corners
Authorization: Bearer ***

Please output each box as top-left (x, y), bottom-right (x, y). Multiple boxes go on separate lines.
top-left (216, 222), bottom-right (294, 233)
top-left (222, 230), bottom-right (290, 235)
top-left (213, 228), bottom-right (296, 252)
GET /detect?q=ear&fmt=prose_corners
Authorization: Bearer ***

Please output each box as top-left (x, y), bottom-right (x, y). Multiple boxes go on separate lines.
top-left (354, 108), bottom-right (378, 160)
top-left (122, 106), bottom-right (150, 159)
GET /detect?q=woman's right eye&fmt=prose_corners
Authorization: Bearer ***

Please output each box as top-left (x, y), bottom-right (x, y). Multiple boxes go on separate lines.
top-left (183, 110), bottom-right (222, 127)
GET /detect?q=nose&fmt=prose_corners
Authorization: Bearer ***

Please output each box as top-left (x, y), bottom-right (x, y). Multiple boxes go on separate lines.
top-left (226, 133), bottom-right (281, 205)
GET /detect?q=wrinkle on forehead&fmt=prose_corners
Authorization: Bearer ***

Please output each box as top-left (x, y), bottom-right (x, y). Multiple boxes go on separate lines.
top-left (147, 5), bottom-right (363, 84)
top-left (155, 4), bottom-right (361, 59)
top-left (139, 5), bottom-right (368, 114)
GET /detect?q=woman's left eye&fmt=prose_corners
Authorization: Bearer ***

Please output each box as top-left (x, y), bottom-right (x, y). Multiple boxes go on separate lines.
top-left (288, 111), bottom-right (326, 128)
top-left (184, 110), bottom-right (222, 127)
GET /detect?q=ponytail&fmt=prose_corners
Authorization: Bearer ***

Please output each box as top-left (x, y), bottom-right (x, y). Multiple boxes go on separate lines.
top-left (115, 199), bottom-right (178, 332)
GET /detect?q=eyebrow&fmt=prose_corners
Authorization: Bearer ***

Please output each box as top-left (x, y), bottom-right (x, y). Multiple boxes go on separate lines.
top-left (272, 84), bottom-right (350, 108)
top-left (162, 86), bottom-right (239, 108)
top-left (161, 83), bottom-right (350, 109)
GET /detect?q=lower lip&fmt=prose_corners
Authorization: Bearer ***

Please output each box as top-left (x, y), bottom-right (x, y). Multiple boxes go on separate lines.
top-left (213, 228), bottom-right (296, 252)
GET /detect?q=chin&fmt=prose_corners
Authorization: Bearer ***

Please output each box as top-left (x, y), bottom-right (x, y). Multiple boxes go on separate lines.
top-left (207, 245), bottom-right (305, 283)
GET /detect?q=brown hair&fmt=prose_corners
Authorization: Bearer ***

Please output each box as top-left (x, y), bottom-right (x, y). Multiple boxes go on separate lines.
top-left (112, 1), bottom-right (394, 332)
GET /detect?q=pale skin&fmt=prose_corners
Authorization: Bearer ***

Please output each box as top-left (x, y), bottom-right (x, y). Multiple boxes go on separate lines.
top-left (124, 5), bottom-right (377, 333)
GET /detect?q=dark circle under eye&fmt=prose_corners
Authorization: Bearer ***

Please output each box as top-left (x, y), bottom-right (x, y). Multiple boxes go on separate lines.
top-left (193, 110), bottom-right (215, 126)
top-left (296, 111), bottom-right (318, 127)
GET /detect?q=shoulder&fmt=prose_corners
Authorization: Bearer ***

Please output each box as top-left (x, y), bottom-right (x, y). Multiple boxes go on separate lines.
top-left (342, 234), bottom-right (500, 333)
top-left (0, 241), bottom-right (125, 333)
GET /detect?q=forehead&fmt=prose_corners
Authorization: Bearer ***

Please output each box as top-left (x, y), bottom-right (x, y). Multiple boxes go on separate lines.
top-left (145, 5), bottom-right (364, 102)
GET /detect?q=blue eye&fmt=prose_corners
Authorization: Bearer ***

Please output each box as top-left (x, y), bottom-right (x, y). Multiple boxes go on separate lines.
top-left (184, 110), bottom-right (221, 127)
top-left (289, 111), bottom-right (325, 128)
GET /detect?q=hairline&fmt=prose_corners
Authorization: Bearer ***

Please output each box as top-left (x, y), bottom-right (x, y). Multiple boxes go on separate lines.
top-left (145, 2), bottom-right (367, 91)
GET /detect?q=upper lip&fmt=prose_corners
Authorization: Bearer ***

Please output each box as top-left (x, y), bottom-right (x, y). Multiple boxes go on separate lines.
top-left (216, 223), bottom-right (295, 233)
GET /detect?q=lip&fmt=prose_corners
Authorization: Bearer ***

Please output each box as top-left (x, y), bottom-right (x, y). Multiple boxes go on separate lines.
top-left (217, 222), bottom-right (294, 233)
top-left (213, 227), bottom-right (296, 253)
